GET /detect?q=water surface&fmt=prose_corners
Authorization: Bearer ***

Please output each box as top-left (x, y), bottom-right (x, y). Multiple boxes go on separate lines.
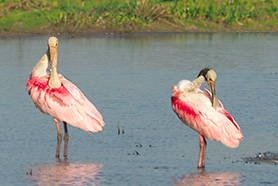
top-left (0, 33), bottom-right (278, 185)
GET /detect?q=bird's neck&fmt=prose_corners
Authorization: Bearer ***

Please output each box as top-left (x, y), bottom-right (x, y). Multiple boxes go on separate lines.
top-left (48, 48), bottom-right (61, 88)
top-left (189, 76), bottom-right (205, 91)
top-left (48, 65), bottom-right (61, 88)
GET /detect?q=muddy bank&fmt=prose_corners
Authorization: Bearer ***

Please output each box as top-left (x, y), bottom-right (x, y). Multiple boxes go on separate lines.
top-left (1, 23), bottom-right (277, 38)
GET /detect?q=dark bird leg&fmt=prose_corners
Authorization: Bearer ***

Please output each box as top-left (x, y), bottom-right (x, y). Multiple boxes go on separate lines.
top-left (198, 134), bottom-right (207, 168)
top-left (54, 118), bottom-right (62, 158)
top-left (63, 122), bottom-right (69, 157)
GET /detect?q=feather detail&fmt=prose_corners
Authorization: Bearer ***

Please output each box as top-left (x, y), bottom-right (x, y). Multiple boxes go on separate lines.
top-left (26, 74), bottom-right (105, 133)
top-left (171, 80), bottom-right (243, 148)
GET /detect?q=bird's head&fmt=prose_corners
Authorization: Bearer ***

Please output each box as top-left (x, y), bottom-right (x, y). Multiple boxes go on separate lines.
top-left (47, 37), bottom-right (58, 66)
top-left (198, 68), bottom-right (217, 82)
top-left (48, 37), bottom-right (58, 49)
top-left (47, 37), bottom-right (61, 88)
top-left (198, 68), bottom-right (219, 108)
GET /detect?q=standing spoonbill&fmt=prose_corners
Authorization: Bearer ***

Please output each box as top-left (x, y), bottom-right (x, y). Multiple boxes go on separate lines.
top-left (171, 68), bottom-right (243, 168)
top-left (26, 37), bottom-right (105, 158)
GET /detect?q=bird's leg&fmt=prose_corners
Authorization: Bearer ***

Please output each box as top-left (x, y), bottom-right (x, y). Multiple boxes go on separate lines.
top-left (63, 122), bottom-right (69, 157)
top-left (198, 134), bottom-right (207, 169)
top-left (54, 118), bottom-right (62, 158)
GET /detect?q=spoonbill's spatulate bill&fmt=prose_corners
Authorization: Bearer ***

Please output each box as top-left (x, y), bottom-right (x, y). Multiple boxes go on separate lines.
top-left (26, 37), bottom-right (105, 157)
top-left (171, 68), bottom-right (243, 168)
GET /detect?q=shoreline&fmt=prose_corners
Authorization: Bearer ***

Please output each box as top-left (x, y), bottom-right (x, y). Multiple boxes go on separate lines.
top-left (2, 0), bottom-right (278, 38)
top-left (1, 29), bottom-right (278, 39)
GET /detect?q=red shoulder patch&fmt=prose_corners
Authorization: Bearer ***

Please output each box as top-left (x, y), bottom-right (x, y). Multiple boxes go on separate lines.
top-left (171, 96), bottom-right (198, 118)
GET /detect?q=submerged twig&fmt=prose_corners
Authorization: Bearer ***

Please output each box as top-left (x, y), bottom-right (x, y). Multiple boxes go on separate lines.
top-left (118, 122), bottom-right (125, 135)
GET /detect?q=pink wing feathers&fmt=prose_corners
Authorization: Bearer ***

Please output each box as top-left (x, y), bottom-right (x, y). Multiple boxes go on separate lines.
top-left (26, 74), bottom-right (105, 133)
top-left (172, 88), bottom-right (243, 148)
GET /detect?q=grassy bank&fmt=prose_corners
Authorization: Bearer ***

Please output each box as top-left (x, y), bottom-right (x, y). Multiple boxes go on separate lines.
top-left (1, 0), bottom-right (278, 36)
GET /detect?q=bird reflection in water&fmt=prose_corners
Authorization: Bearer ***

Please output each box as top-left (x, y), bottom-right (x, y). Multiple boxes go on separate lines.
top-left (27, 158), bottom-right (103, 186)
top-left (172, 170), bottom-right (242, 186)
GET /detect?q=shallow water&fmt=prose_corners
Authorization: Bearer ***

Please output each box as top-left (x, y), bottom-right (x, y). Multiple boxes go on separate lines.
top-left (0, 33), bottom-right (278, 185)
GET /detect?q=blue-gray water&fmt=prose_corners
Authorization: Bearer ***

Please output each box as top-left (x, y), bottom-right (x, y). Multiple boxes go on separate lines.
top-left (0, 33), bottom-right (278, 185)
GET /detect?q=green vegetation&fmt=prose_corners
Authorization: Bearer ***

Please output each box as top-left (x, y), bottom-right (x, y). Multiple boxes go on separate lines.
top-left (1, 0), bottom-right (278, 36)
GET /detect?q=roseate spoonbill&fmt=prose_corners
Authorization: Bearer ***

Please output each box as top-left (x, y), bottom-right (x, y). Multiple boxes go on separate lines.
top-left (171, 68), bottom-right (243, 168)
top-left (26, 37), bottom-right (105, 157)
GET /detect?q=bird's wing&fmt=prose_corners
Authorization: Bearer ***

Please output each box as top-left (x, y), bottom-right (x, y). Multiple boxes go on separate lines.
top-left (61, 76), bottom-right (104, 120)
top-left (215, 103), bottom-right (241, 130)
top-left (172, 89), bottom-right (243, 147)
top-left (30, 75), bottom-right (104, 133)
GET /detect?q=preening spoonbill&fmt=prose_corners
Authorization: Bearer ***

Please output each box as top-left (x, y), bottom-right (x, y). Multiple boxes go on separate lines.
top-left (26, 37), bottom-right (105, 157)
top-left (171, 68), bottom-right (243, 168)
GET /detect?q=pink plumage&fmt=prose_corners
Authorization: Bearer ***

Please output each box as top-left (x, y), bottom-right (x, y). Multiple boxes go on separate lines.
top-left (26, 37), bottom-right (104, 157)
top-left (171, 69), bottom-right (243, 168)
top-left (171, 87), bottom-right (242, 148)
top-left (26, 74), bottom-right (104, 133)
